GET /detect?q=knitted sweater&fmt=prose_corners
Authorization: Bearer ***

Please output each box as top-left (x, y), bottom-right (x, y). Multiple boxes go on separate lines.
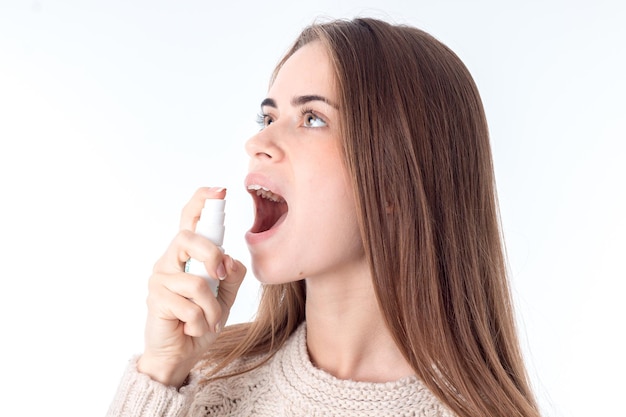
top-left (107, 323), bottom-right (455, 416)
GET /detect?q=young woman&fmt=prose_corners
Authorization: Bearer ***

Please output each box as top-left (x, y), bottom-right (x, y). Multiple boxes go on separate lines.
top-left (108, 17), bottom-right (541, 417)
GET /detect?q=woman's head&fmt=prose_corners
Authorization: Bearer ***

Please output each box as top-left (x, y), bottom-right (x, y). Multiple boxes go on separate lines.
top-left (214, 17), bottom-right (539, 417)
top-left (271, 18), bottom-right (539, 417)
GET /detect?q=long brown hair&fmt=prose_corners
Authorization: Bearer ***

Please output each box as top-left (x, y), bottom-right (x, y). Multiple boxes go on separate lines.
top-left (203, 17), bottom-right (540, 417)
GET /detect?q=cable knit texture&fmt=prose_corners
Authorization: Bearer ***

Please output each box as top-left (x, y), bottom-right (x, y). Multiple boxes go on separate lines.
top-left (107, 323), bottom-right (455, 417)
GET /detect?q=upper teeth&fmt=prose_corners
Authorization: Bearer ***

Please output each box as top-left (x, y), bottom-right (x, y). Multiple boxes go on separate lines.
top-left (248, 184), bottom-right (284, 203)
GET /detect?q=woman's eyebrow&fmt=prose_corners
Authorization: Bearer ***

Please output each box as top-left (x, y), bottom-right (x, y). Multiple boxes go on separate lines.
top-left (292, 95), bottom-right (338, 109)
top-left (260, 98), bottom-right (277, 108)
top-left (260, 95), bottom-right (338, 109)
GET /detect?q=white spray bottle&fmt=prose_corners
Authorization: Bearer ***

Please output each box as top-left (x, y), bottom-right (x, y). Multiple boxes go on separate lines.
top-left (185, 197), bottom-right (225, 296)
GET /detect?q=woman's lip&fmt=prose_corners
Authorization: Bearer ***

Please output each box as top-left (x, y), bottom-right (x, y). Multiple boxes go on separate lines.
top-left (244, 172), bottom-right (284, 198)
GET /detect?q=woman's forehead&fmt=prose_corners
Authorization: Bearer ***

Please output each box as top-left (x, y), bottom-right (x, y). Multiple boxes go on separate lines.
top-left (268, 42), bottom-right (337, 103)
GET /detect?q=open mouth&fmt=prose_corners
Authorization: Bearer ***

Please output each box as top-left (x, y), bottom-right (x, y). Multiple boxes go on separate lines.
top-left (248, 184), bottom-right (288, 234)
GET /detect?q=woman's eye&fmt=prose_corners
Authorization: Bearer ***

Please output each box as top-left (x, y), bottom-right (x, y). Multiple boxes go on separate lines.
top-left (256, 113), bottom-right (273, 129)
top-left (303, 112), bottom-right (327, 128)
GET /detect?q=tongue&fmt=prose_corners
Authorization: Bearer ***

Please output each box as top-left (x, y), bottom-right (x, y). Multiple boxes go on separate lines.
top-left (254, 201), bottom-right (287, 233)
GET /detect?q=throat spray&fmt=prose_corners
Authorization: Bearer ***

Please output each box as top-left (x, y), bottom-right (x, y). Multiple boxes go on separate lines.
top-left (185, 197), bottom-right (225, 296)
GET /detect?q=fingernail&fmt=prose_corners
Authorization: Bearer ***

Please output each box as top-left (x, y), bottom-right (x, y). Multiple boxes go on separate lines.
top-left (216, 262), bottom-right (227, 280)
top-left (214, 321), bottom-right (222, 334)
top-left (210, 186), bottom-right (226, 193)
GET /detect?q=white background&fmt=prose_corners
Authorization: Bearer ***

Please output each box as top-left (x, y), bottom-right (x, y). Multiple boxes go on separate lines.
top-left (0, 1), bottom-right (624, 416)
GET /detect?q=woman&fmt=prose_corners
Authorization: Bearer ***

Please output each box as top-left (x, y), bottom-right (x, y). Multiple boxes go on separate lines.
top-left (108, 17), bottom-right (541, 417)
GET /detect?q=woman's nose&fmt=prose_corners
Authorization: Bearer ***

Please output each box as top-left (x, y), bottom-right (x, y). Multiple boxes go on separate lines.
top-left (245, 128), bottom-right (284, 162)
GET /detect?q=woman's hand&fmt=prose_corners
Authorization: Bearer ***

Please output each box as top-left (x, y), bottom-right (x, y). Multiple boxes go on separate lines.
top-left (136, 187), bottom-right (246, 388)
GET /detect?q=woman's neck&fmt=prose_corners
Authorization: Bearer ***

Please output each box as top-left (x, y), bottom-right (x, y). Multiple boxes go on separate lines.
top-left (304, 263), bottom-right (415, 383)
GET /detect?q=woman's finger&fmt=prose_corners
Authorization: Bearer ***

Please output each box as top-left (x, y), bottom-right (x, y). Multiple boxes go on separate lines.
top-left (147, 279), bottom-right (213, 337)
top-left (153, 229), bottom-right (225, 277)
top-left (179, 187), bottom-right (226, 231)
top-left (155, 271), bottom-right (224, 333)
top-left (214, 256), bottom-right (247, 330)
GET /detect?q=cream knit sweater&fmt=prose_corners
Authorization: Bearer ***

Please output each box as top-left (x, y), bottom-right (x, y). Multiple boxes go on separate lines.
top-left (107, 323), bottom-right (455, 416)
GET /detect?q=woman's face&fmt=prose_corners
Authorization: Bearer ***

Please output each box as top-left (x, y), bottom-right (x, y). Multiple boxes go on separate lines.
top-left (245, 41), bottom-right (365, 285)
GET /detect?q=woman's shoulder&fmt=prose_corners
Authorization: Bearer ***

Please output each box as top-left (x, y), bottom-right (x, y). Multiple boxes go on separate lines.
top-left (183, 328), bottom-right (291, 415)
